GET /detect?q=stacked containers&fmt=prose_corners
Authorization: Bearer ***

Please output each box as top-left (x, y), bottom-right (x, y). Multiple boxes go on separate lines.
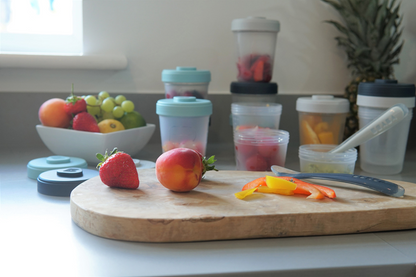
top-left (231, 16), bottom-right (289, 171)
top-left (162, 67), bottom-right (211, 99)
top-left (357, 79), bottom-right (415, 174)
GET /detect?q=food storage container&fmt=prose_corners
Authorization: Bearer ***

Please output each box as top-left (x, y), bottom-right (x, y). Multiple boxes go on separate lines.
top-left (162, 67), bottom-right (211, 99)
top-left (231, 16), bottom-right (280, 83)
top-left (156, 96), bottom-right (212, 156)
top-left (231, 102), bottom-right (282, 131)
top-left (357, 79), bottom-right (415, 174)
top-left (299, 144), bottom-right (357, 174)
top-left (234, 128), bottom-right (289, 171)
top-left (296, 95), bottom-right (349, 145)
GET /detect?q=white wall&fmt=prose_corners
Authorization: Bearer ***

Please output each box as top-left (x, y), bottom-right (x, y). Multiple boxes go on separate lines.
top-left (1, 0), bottom-right (415, 95)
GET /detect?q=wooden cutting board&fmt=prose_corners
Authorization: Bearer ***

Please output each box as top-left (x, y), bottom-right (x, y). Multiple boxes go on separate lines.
top-left (70, 168), bottom-right (416, 242)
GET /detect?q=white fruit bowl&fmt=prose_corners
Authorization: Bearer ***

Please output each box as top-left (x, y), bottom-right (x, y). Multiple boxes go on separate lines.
top-left (36, 124), bottom-right (156, 165)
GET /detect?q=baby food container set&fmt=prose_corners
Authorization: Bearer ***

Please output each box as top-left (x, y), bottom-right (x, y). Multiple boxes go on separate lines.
top-left (155, 17), bottom-right (415, 175)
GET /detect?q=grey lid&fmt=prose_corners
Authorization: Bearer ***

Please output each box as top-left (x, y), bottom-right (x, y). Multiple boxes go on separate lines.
top-left (357, 79), bottom-right (415, 108)
top-left (37, 168), bottom-right (99, 197)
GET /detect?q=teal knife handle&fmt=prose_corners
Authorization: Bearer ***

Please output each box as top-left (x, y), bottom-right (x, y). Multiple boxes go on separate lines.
top-left (276, 173), bottom-right (405, 197)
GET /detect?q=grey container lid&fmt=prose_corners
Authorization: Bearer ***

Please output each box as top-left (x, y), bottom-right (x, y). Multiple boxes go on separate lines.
top-left (37, 167), bottom-right (99, 197)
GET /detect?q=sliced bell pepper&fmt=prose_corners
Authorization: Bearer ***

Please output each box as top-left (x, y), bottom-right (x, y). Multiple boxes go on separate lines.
top-left (275, 176), bottom-right (335, 199)
top-left (265, 175), bottom-right (297, 190)
top-left (256, 186), bottom-right (294, 196)
top-left (241, 177), bottom-right (267, 191)
top-left (235, 188), bottom-right (257, 199)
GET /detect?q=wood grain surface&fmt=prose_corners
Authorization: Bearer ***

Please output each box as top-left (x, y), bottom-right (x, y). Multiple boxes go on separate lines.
top-left (70, 169), bottom-right (416, 242)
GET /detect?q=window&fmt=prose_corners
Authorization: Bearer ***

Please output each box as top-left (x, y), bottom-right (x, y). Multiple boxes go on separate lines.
top-left (0, 0), bottom-right (82, 55)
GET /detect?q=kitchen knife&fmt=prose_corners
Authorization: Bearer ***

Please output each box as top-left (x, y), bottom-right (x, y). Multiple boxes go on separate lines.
top-left (271, 165), bottom-right (405, 198)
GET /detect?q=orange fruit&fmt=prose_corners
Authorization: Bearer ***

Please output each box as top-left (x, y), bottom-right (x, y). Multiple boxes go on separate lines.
top-left (39, 98), bottom-right (72, 128)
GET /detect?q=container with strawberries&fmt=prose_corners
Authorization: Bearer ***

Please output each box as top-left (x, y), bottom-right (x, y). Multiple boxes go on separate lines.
top-left (231, 16), bottom-right (280, 83)
top-left (230, 16), bottom-right (289, 172)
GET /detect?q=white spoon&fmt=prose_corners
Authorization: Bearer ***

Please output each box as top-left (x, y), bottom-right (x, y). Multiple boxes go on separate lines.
top-left (329, 103), bottom-right (409, 154)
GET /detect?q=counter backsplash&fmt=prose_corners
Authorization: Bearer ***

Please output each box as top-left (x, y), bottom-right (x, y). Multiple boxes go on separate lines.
top-left (1, 92), bottom-right (415, 154)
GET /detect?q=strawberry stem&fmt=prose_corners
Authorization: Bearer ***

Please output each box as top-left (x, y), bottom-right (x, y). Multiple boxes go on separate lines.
top-left (96, 147), bottom-right (121, 168)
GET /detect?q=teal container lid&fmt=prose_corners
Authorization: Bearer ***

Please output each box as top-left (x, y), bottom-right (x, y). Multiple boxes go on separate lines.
top-left (162, 67), bottom-right (211, 83)
top-left (156, 96), bottom-right (212, 117)
top-left (27, 155), bottom-right (88, 180)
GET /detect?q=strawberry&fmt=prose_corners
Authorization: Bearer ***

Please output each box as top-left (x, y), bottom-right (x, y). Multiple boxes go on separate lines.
top-left (96, 148), bottom-right (139, 189)
top-left (64, 85), bottom-right (87, 116)
top-left (72, 112), bottom-right (100, 132)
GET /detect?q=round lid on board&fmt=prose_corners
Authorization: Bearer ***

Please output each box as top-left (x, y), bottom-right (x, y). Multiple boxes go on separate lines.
top-left (230, 82), bottom-right (278, 95)
top-left (27, 155), bottom-right (88, 180)
top-left (161, 67), bottom-right (211, 83)
top-left (156, 96), bottom-right (212, 117)
top-left (231, 16), bottom-right (280, 32)
top-left (357, 79), bottom-right (415, 108)
top-left (296, 95), bottom-right (350, 114)
top-left (37, 168), bottom-right (99, 197)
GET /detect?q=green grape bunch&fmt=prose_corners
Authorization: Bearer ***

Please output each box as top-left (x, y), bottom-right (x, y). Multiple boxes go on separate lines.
top-left (82, 91), bottom-right (145, 129)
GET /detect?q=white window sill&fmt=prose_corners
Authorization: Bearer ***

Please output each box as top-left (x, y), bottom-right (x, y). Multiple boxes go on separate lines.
top-left (0, 54), bottom-right (128, 70)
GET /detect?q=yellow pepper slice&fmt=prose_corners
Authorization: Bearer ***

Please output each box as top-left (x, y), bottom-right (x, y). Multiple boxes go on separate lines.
top-left (234, 188), bottom-right (257, 199)
top-left (266, 175), bottom-right (297, 190)
top-left (256, 186), bottom-right (294, 196)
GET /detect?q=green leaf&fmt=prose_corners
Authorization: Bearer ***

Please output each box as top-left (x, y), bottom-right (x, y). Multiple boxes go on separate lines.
top-left (324, 20), bottom-right (349, 35)
top-left (96, 153), bottom-right (104, 162)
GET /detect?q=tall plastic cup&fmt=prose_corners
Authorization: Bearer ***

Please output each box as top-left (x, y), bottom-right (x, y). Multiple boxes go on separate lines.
top-left (156, 96), bottom-right (212, 156)
top-left (231, 16), bottom-right (280, 83)
top-left (357, 79), bottom-right (415, 175)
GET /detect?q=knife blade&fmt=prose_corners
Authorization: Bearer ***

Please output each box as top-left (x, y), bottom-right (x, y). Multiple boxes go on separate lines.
top-left (271, 165), bottom-right (405, 198)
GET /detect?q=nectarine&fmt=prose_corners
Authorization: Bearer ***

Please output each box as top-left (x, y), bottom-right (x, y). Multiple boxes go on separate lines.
top-left (39, 98), bottom-right (72, 128)
top-left (155, 148), bottom-right (203, 192)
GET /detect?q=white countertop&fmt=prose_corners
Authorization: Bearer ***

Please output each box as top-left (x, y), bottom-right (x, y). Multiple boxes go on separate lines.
top-left (1, 145), bottom-right (416, 277)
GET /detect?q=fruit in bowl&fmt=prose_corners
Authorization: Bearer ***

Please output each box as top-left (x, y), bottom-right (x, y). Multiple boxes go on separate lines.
top-left (36, 123), bottom-right (156, 165)
top-left (37, 87), bottom-right (154, 164)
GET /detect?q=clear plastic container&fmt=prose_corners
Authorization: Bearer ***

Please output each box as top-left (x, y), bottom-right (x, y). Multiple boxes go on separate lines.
top-left (156, 96), bottom-right (212, 156)
top-left (296, 95), bottom-right (349, 145)
top-left (231, 16), bottom-right (280, 83)
top-left (162, 67), bottom-right (211, 99)
top-left (234, 128), bottom-right (289, 171)
top-left (358, 107), bottom-right (413, 175)
top-left (231, 102), bottom-right (282, 131)
top-left (357, 79), bottom-right (415, 175)
top-left (299, 144), bottom-right (357, 174)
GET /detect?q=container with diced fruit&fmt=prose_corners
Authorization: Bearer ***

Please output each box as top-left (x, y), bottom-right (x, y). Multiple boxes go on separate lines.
top-left (296, 95), bottom-right (349, 145)
top-left (234, 127), bottom-right (289, 171)
top-left (231, 16), bottom-right (280, 83)
top-left (162, 67), bottom-right (211, 99)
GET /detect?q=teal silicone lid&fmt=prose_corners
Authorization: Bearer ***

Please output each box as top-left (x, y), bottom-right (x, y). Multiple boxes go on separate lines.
top-left (162, 67), bottom-right (211, 83)
top-left (27, 156), bottom-right (88, 180)
top-left (156, 96), bottom-right (212, 117)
